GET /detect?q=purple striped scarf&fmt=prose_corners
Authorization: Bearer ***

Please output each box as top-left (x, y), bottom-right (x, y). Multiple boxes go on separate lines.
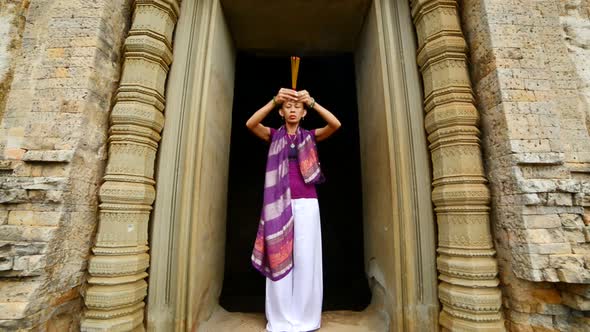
top-left (251, 126), bottom-right (324, 281)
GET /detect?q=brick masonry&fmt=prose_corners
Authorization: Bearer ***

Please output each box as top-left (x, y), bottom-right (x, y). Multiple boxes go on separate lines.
top-left (462, 0), bottom-right (590, 330)
top-left (0, 0), bottom-right (131, 330)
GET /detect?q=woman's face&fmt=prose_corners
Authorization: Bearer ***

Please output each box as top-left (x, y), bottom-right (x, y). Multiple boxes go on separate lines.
top-left (280, 101), bottom-right (307, 124)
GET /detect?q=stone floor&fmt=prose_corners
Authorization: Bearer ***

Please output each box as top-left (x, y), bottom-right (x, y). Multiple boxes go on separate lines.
top-left (197, 305), bottom-right (389, 331)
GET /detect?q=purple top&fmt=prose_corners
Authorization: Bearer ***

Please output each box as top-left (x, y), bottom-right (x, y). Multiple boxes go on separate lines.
top-left (270, 127), bottom-right (318, 199)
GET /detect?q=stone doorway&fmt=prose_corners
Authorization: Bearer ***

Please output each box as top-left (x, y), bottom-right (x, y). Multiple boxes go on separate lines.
top-left (145, 0), bottom-right (438, 331)
top-left (219, 54), bottom-right (370, 313)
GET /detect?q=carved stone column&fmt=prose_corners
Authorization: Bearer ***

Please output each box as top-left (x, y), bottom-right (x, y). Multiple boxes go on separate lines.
top-left (410, 1), bottom-right (505, 330)
top-left (81, 1), bottom-right (180, 331)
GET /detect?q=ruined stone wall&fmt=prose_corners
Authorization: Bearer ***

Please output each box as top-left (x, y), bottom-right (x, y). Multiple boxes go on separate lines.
top-left (0, 0), bottom-right (131, 330)
top-left (561, 1), bottom-right (590, 155)
top-left (0, 1), bottom-right (27, 121)
top-left (462, 0), bottom-right (590, 330)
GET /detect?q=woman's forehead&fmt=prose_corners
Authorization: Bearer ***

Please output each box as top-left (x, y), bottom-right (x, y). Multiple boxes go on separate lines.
top-left (285, 101), bottom-right (303, 106)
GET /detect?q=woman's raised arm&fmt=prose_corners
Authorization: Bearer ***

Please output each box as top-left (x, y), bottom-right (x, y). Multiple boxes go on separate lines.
top-left (297, 90), bottom-right (341, 142)
top-left (246, 88), bottom-right (298, 142)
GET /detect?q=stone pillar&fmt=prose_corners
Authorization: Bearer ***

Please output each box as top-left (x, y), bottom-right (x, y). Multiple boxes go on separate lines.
top-left (81, 1), bottom-right (180, 331)
top-left (1, 0), bottom-right (132, 330)
top-left (410, 1), bottom-right (505, 330)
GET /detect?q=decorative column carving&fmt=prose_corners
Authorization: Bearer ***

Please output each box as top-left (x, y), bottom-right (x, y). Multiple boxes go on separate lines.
top-left (410, 1), bottom-right (505, 330)
top-left (81, 1), bottom-right (180, 331)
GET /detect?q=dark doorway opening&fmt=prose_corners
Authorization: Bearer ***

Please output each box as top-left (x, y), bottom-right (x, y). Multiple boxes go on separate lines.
top-left (220, 53), bottom-right (370, 313)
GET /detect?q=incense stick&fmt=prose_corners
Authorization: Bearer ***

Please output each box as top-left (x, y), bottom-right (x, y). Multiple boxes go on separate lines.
top-left (291, 56), bottom-right (300, 90)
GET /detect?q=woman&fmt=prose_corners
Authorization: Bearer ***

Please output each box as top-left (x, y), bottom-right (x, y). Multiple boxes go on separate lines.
top-left (246, 88), bottom-right (341, 332)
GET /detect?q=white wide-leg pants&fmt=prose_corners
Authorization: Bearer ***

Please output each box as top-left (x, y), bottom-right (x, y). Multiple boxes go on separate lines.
top-left (265, 198), bottom-right (323, 332)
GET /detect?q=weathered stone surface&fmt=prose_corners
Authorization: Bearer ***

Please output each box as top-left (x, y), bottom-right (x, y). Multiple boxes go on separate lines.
top-left (0, 0), bottom-right (27, 122)
top-left (0, 0), bottom-right (132, 329)
top-left (562, 292), bottom-right (590, 311)
top-left (22, 150), bottom-right (74, 163)
top-left (562, 284), bottom-right (590, 299)
top-left (522, 214), bottom-right (561, 229)
top-left (463, 0), bottom-right (590, 330)
top-left (0, 189), bottom-right (27, 203)
top-left (547, 193), bottom-right (573, 206)
top-left (557, 269), bottom-right (590, 283)
top-left (560, 213), bottom-right (585, 228)
top-left (0, 225), bottom-right (57, 242)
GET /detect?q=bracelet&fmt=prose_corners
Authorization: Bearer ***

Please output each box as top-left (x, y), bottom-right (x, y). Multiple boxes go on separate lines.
top-left (309, 97), bottom-right (315, 109)
top-left (272, 96), bottom-right (278, 107)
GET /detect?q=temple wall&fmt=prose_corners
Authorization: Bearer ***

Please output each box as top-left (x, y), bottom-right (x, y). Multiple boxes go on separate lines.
top-left (462, 0), bottom-right (590, 330)
top-left (0, 0), bottom-right (27, 121)
top-left (0, 0), bottom-right (589, 331)
top-left (561, 1), bottom-right (590, 146)
top-left (0, 0), bottom-right (131, 330)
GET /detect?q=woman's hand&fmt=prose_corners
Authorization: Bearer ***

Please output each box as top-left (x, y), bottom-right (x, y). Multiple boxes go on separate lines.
top-left (246, 89), bottom-right (297, 142)
top-left (274, 88), bottom-right (298, 104)
top-left (297, 90), bottom-right (314, 108)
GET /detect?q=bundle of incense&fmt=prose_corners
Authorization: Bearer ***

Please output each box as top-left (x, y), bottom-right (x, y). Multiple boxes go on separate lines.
top-left (291, 56), bottom-right (300, 90)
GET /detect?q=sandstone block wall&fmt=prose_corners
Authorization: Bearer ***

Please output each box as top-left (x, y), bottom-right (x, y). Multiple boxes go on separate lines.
top-left (462, 0), bottom-right (590, 330)
top-left (0, 0), bottom-right (27, 121)
top-left (0, 0), bottom-right (131, 330)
